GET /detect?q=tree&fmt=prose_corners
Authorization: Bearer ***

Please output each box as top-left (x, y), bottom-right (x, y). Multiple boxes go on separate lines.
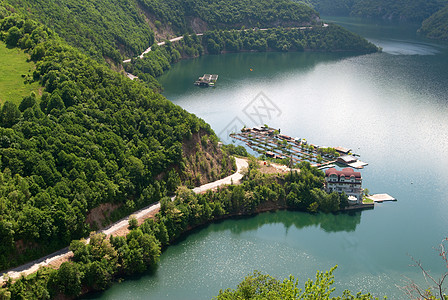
top-left (85, 260), bottom-right (113, 291)
top-left (214, 266), bottom-right (378, 299)
top-left (46, 93), bottom-right (65, 113)
top-left (5, 26), bottom-right (21, 47)
top-left (0, 101), bottom-right (21, 127)
top-left (402, 238), bottom-right (448, 300)
top-left (48, 262), bottom-right (82, 297)
top-left (19, 93), bottom-right (37, 112)
top-left (128, 215), bottom-right (138, 229)
top-left (69, 239), bottom-right (89, 263)
top-left (166, 169), bottom-right (181, 194)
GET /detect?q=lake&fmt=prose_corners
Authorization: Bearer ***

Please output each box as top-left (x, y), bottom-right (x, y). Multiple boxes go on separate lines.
top-left (87, 17), bottom-right (448, 299)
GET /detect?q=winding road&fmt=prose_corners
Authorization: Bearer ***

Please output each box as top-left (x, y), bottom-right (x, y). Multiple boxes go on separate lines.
top-left (0, 157), bottom-right (248, 283)
top-left (123, 34), bottom-right (204, 64)
top-left (122, 24), bottom-right (329, 66)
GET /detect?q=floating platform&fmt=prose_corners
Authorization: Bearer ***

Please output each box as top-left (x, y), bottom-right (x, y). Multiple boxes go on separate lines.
top-left (367, 194), bottom-right (396, 203)
top-left (347, 160), bottom-right (368, 169)
top-left (194, 74), bottom-right (218, 87)
top-left (336, 155), bottom-right (368, 169)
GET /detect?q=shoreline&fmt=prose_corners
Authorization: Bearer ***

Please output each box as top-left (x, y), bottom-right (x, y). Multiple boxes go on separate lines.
top-left (78, 202), bottom-right (374, 298)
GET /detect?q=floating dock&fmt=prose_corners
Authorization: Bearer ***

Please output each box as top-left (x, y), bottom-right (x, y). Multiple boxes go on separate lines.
top-left (194, 74), bottom-right (218, 87)
top-left (337, 155), bottom-right (368, 169)
top-left (347, 160), bottom-right (368, 169)
top-left (367, 194), bottom-right (396, 203)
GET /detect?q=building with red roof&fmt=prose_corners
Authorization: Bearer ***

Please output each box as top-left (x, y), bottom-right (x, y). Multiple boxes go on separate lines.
top-left (325, 168), bottom-right (363, 204)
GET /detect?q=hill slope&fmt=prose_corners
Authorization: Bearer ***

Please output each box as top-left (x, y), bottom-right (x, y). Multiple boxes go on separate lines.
top-left (0, 10), bottom-right (234, 271)
top-left (419, 4), bottom-right (448, 41)
top-left (2, 0), bottom-right (154, 63)
top-left (2, 0), bottom-right (319, 63)
top-left (0, 41), bottom-right (40, 105)
top-left (305, 0), bottom-right (448, 21)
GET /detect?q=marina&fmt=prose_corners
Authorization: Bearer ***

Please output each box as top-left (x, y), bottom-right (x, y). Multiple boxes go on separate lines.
top-left (232, 126), bottom-right (395, 207)
top-left (230, 126), bottom-right (366, 169)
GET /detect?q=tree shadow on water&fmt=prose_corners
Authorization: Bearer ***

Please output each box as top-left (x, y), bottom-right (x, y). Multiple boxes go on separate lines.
top-left (203, 210), bottom-right (363, 235)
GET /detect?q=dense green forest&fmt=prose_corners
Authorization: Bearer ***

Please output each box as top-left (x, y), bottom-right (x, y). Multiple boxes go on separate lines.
top-left (124, 26), bottom-right (378, 87)
top-left (201, 25), bottom-right (378, 53)
top-left (419, 4), bottom-right (448, 41)
top-left (0, 160), bottom-right (353, 299)
top-left (1, 0), bottom-right (319, 63)
top-left (138, 0), bottom-right (318, 31)
top-left (304, 0), bottom-right (448, 22)
top-left (0, 11), bottom-right (235, 271)
top-left (1, 0), bottom-right (154, 63)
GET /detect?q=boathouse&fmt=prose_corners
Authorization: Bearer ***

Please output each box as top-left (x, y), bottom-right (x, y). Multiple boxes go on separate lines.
top-left (334, 146), bottom-right (351, 155)
top-left (325, 168), bottom-right (363, 204)
top-left (337, 155), bottom-right (357, 164)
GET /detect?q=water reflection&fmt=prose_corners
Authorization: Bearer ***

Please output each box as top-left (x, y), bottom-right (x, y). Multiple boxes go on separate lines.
top-left (159, 51), bottom-right (364, 99)
top-left (380, 40), bottom-right (441, 55)
top-left (194, 210), bottom-right (363, 237)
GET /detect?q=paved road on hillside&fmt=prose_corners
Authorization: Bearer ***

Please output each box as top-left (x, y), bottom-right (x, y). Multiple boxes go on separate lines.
top-left (123, 33), bottom-right (204, 63)
top-left (0, 157), bottom-right (248, 282)
top-left (122, 24), bottom-right (328, 65)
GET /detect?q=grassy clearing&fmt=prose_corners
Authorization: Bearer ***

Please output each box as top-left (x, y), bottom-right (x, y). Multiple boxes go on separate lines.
top-left (0, 41), bottom-right (40, 105)
top-left (363, 196), bottom-right (374, 204)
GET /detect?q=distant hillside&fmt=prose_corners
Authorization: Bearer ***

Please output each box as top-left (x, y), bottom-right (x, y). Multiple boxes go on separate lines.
top-left (350, 0), bottom-right (447, 21)
top-left (138, 0), bottom-right (318, 31)
top-left (1, 0), bottom-right (319, 63)
top-left (419, 4), bottom-right (448, 41)
top-left (304, 0), bottom-right (447, 21)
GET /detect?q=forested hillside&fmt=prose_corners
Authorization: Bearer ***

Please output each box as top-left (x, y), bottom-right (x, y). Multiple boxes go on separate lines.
top-left (419, 4), bottom-right (448, 41)
top-left (305, 0), bottom-right (448, 21)
top-left (138, 0), bottom-right (318, 31)
top-left (1, 0), bottom-right (319, 63)
top-left (0, 11), bottom-right (235, 270)
top-left (1, 160), bottom-right (353, 299)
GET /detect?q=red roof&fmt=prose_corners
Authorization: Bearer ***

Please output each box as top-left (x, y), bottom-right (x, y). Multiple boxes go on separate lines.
top-left (325, 168), bottom-right (361, 179)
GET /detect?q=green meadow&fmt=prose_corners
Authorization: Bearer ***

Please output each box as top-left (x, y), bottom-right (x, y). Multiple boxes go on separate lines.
top-left (0, 41), bottom-right (40, 105)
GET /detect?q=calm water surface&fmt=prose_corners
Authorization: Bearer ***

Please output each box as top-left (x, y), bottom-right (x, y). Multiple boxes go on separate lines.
top-left (89, 18), bottom-right (448, 299)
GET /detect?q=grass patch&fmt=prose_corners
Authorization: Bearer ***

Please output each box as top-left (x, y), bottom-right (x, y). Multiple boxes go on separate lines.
top-left (363, 196), bottom-right (374, 204)
top-left (0, 41), bottom-right (41, 105)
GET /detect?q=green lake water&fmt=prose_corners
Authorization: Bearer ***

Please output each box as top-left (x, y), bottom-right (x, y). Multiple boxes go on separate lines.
top-left (87, 18), bottom-right (448, 299)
